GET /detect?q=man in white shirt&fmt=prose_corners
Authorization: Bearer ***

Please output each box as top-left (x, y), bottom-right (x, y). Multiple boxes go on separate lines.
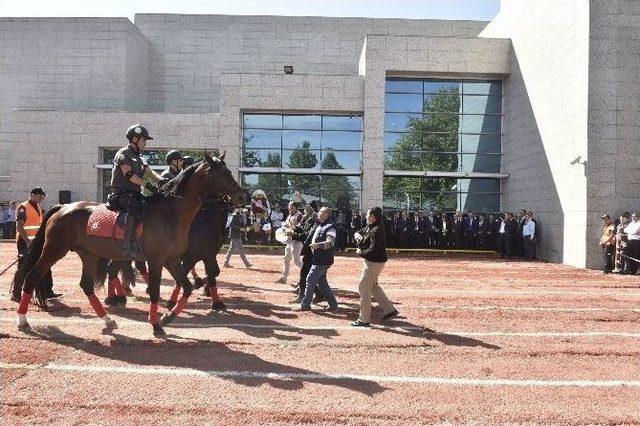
top-left (623, 212), bottom-right (640, 274)
top-left (269, 204), bottom-right (283, 242)
top-left (522, 213), bottom-right (536, 261)
top-left (276, 202), bottom-right (303, 283)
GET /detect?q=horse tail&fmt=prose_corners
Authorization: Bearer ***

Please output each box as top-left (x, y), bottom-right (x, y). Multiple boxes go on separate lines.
top-left (12, 205), bottom-right (64, 295)
top-left (95, 258), bottom-right (109, 288)
top-left (120, 261), bottom-right (136, 288)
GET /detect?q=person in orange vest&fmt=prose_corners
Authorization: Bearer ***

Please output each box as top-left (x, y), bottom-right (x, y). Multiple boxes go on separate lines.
top-left (10, 187), bottom-right (60, 302)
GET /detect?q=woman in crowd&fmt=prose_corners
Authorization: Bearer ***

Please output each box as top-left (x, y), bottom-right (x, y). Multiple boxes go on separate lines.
top-left (351, 206), bottom-right (399, 327)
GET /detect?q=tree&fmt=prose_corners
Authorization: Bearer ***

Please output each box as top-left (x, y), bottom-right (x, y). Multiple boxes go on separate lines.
top-left (320, 150), bottom-right (355, 209)
top-left (286, 140), bottom-right (320, 200)
top-left (257, 153), bottom-right (287, 205)
top-left (384, 90), bottom-right (461, 210)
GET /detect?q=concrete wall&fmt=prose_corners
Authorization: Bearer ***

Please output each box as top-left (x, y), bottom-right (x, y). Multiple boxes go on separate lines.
top-left (587, 0), bottom-right (640, 267)
top-left (134, 14), bottom-right (488, 113)
top-left (0, 18), bottom-right (151, 185)
top-left (1, 110), bottom-right (219, 209)
top-left (481, 1), bottom-right (590, 266)
top-left (359, 34), bottom-right (511, 209)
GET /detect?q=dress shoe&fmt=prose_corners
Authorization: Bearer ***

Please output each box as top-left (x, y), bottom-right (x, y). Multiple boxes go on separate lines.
top-left (350, 320), bottom-right (370, 327)
top-left (292, 305), bottom-right (311, 312)
top-left (381, 309), bottom-right (399, 321)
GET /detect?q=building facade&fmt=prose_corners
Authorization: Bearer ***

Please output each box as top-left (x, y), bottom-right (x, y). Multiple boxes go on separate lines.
top-left (0, 0), bottom-right (638, 268)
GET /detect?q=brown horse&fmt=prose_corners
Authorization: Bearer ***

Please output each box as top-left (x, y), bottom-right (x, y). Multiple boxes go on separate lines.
top-left (13, 153), bottom-right (247, 337)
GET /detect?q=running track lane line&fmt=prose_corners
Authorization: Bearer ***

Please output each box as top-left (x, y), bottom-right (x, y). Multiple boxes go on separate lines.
top-left (1, 296), bottom-right (638, 313)
top-left (1, 317), bottom-right (639, 337)
top-left (1, 362), bottom-right (639, 388)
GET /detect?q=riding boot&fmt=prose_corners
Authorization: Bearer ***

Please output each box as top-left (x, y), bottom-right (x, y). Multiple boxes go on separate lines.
top-left (123, 213), bottom-right (137, 260)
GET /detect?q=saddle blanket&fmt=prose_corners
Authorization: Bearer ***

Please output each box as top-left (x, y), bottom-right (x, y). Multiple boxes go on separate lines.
top-left (85, 205), bottom-right (143, 240)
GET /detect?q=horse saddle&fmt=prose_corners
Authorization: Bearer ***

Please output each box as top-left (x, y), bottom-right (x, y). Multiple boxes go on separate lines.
top-left (86, 205), bottom-right (143, 240)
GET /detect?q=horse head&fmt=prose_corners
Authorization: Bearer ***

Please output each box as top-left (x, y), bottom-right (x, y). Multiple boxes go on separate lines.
top-left (202, 152), bottom-right (247, 207)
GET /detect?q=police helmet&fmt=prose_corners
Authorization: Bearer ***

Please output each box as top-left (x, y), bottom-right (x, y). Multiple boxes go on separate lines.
top-left (125, 124), bottom-right (153, 141)
top-left (182, 156), bottom-right (195, 167)
top-left (165, 150), bottom-right (183, 165)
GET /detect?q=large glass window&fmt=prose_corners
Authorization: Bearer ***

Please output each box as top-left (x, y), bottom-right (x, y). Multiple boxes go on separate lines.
top-left (242, 113), bottom-right (362, 211)
top-left (242, 173), bottom-right (361, 211)
top-left (383, 176), bottom-right (500, 212)
top-left (384, 78), bottom-right (503, 212)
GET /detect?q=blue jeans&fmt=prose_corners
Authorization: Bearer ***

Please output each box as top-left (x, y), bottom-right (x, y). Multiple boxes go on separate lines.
top-left (301, 264), bottom-right (338, 309)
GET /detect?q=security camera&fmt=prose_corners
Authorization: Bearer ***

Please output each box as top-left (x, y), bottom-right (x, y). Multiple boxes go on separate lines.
top-left (570, 156), bottom-right (582, 165)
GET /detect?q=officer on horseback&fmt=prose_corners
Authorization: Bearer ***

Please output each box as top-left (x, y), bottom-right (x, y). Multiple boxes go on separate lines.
top-left (108, 124), bottom-right (164, 259)
top-left (160, 150), bottom-right (183, 180)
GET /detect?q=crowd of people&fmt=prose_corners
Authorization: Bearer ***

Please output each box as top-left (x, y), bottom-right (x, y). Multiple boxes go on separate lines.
top-left (600, 212), bottom-right (640, 275)
top-left (230, 206), bottom-right (541, 260)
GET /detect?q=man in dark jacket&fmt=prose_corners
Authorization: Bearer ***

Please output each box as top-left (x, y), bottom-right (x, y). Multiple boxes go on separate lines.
top-left (293, 207), bottom-right (339, 312)
top-left (223, 207), bottom-right (252, 268)
top-left (351, 206), bottom-right (398, 326)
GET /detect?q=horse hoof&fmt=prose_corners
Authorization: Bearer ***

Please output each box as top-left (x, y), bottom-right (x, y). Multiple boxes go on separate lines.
top-left (118, 296), bottom-right (128, 308)
top-left (211, 302), bottom-right (226, 311)
top-left (193, 277), bottom-right (205, 289)
top-left (17, 322), bottom-right (31, 332)
top-left (153, 324), bottom-right (167, 338)
top-left (165, 300), bottom-right (176, 311)
top-left (160, 312), bottom-right (175, 327)
top-left (103, 319), bottom-right (118, 332)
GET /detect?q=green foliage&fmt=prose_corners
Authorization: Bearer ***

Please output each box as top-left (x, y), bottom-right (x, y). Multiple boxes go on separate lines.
top-left (384, 90), bottom-right (462, 210)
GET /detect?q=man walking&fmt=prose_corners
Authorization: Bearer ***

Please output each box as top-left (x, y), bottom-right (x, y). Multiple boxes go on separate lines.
top-left (293, 207), bottom-right (339, 312)
top-left (599, 214), bottom-right (616, 273)
top-left (223, 207), bottom-right (252, 268)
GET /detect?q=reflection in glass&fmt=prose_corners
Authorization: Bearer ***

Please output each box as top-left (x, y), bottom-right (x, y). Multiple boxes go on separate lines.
top-left (460, 114), bottom-right (501, 134)
top-left (322, 116), bottom-right (362, 131)
top-left (385, 79), bottom-right (423, 93)
top-left (462, 95), bottom-right (501, 115)
top-left (385, 93), bottom-right (424, 113)
top-left (321, 150), bottom-right (361, 170)
top-left (242, 149), bottom-right (282, 168)
top-left (283, 146), bottom-right (320, 169)
top-left (243, 129), bottom-right (281, 149)
top-left (282, 130), bottom-right (321, 150)
top-left (321, 131), bottom-right (361, 150)
top-left (463, 80), bottom-right (502, 96)
top-left (423, 80), bottom-right (461, 94)
top-left (243, 114), bottom-right (282, 129)
top-left (283, 115), bottom-right (322, 130)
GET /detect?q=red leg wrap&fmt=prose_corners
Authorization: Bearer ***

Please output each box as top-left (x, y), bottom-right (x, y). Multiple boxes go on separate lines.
top-left (140, 272), bottom-right (149, 284)
top-left (17, 293), bottom-right (32, 315)
top-left (171, 296), bottom-right (189, 316)
top-left (148, 302), bottom-right (159, 324)
top-left (210, 285), bottom-right (220, 303)
top-left (88, 294), bottom-right (107, 317)
top-left (107, 279), bottom-right (115, 297)
top-left (169, 285), bottom-right (181, 303)
top-left (111, 277), bottom-right (125, 296)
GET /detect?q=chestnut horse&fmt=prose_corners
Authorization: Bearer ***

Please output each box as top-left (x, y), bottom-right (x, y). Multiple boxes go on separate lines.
top-left (13, 153), bottom-right (247, 337)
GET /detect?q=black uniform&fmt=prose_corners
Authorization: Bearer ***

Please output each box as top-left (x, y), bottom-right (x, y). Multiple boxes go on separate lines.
top-left (108, 145), bottom-right (147, 258)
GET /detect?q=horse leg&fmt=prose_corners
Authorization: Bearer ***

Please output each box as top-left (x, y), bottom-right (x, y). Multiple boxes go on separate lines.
top-left (204, 257), bottom-right (225, 311)
top-left (78, 250), bottom-right (117, 332)
top-left (17, 242), bottom-right (69, 330)
top-left (165, 255), bottom-right (195, 310)
top-left (145, 261), bottom-right (166, 338)
top-left (160, 260), bottom-right (192, 326)
top-left (105, 260), bottom-right (127, 307)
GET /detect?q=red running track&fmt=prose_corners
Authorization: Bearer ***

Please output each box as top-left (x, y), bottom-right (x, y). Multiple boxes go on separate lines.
top-left (1, 242), bottom-right (639, 424)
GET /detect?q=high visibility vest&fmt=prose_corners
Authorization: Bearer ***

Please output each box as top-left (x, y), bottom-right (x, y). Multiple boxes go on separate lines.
top-left (17, 201), bottom-right (42, 241)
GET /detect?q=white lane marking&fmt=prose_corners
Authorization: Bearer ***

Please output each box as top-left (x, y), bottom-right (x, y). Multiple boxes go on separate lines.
top-left (1, 362), bottom-right (638, 388)
top-left (1, 317), bottom-right (639, 338)
top-left (1, 295), bottom-right (636, 313)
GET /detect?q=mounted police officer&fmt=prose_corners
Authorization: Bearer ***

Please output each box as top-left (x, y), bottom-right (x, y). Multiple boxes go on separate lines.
top-left (160, 150), bottom-right (183, 180)
top-left (108, 124), bottom-right (164, 259)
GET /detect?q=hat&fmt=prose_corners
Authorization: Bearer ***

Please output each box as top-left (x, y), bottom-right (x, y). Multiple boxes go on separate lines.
top-left (601, 214), bottom-right (611, 220)
top-left (31, 187), bottom-right (46, 196)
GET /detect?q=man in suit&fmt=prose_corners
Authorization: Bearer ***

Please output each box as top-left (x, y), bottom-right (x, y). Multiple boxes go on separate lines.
top-left (505, 212), bottom-right (519, 257)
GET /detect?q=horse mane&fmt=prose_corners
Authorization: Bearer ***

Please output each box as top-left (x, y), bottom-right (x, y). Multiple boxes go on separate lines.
top-left (145, 162), bottom-right (201, 203)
